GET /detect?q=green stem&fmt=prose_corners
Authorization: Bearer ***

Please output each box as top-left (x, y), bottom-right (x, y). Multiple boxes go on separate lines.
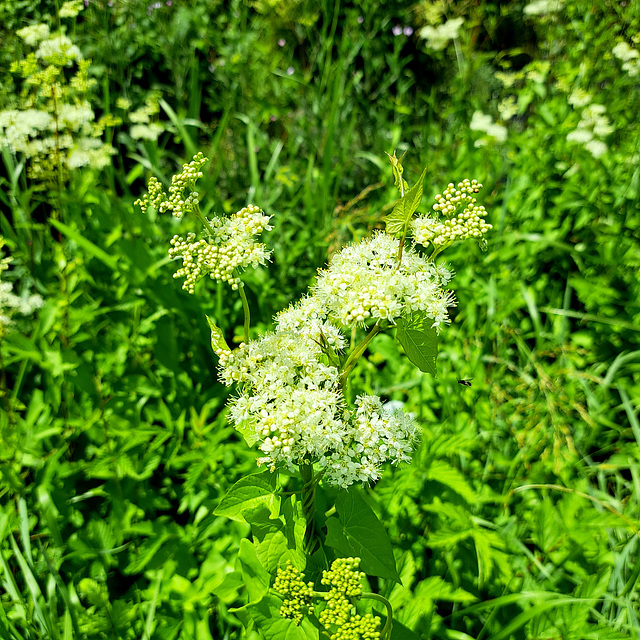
top-left (193, 205), bottom-right (217, 237)
top-left (340, 322), bottom-right (382, 388)
top-left (361, 592), bottom-right (393, 639)
top-left (238, 283), bottom-right (251, 344)
top-left (299, 463), bottom-right (318, 554)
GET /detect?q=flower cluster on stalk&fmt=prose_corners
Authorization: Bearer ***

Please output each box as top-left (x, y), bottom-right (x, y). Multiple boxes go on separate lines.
top-left (135, 154), bottom-right (272, 292)
top-left (274, 557), bottom-right (381, 638)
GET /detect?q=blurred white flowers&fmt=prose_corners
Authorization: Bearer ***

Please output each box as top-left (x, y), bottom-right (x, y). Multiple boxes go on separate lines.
top-left (418, 18), bottom-right (464, 51)
top-left (470, 111), bottom-right (507, 146)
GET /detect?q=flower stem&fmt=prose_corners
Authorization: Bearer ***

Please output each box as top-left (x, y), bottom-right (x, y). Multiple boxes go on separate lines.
top-left (340, 321), bottom-right (382, 388)
top-left (238, 283), bottom-right (251, 344)
top-left (361, 592), bottom-right (394, 639)
top-left (299, 463), bottom-right (319, 554)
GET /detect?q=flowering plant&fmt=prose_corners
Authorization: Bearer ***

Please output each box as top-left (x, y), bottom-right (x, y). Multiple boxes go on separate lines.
top-left (136, 150), bottom-right (491, 638)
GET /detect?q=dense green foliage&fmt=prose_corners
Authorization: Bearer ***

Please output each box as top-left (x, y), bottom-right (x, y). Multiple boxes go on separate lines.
top-left (1, 0), bottom-right (639, 638)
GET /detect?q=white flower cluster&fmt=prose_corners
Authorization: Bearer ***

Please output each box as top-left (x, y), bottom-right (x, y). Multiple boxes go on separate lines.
top-left (313, 232), bottom-right (455, 329)
top-left (469, 111), bottom-right (507, 146)
top-left (411, 179), bottom-right (492, 250)
top-left (567, 103), bottom-right (613, 158)
top-left (0, 239), bottom-right (43, 338)
top-left (568, 89), bottom-right (592, 108)
top-left (35, 35), bottom-right (82, 65)
top-left (523, 0), bottom-right (563, 17)
top-left (16, 24), bottom-right (50, 46)
top-left (216, 313), bottom-right (418, 487)
top-left (169, 205), bottom-right (272, 292)
top-left (418, 18), bottom-right (464, 51)
top-left (612, 41), bottom-right (640, 77)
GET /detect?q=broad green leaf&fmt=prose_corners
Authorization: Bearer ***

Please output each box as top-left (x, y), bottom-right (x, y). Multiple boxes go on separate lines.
top-left (385, 167), bottom-right (427, 235)
top-left (250, 592), bottom-right (318, 640)
top-left (415, 576), bottom-right (477, 604)
top-left (395, 313), bottom-right (438, 376)
top-left (325, 488), bottom-right (400, 582)
top-left (206, 315), bottom-right (230, 353)
top-left (237, 538), bottom-right (270, 606)
top-left (215, 472), bottom-right (279, 522)
top-left (244, 504), bottom-right (305, 572)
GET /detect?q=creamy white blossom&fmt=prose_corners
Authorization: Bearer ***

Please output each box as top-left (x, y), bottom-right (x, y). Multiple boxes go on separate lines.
top-left (469, 111), bottom-right (507, 146)
top-left (36, 35), bottom-right (82, 64)
top-left (16, 23), bottom-right (50, 46)
top-left (313, 232), bottom-right (456, 329)
top-left (418, 18), bottom-right (464, 51)
top-left (523, 0), bottom-right (563, 17)
top-left (169, 205), bottom-right (272, 292)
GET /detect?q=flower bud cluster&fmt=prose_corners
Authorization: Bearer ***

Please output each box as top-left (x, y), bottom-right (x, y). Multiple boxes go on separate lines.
top-left (135, 152), bottom-right (209, 218)
top-left (313, 232), bottom-right (455, 330)
top-left (318, 558), bottom-right (380, 639)
top-left (332, 614), bottom-right (381, 640)
top-left (273, 564), bottom-right (314, 625)
top-left (411, 179), bottom-right (491, 249)
top-left (168, 204), bottom-right (272, 292)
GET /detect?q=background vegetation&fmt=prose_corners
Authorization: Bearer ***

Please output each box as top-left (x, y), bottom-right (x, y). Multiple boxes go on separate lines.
top-left (0, 0), bottom-right (638, 638)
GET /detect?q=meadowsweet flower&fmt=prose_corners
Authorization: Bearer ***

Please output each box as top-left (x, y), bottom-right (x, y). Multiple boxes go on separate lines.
top-left (313, 232), bottom-right (455, 328)
top-left (418, 18), bottom-right (464, 51)
top-left (568, 89), bottom-right (592, 108)
top-left (321, 395), bottom-right (419, 487)
top-left (274, 564), bottom-right (314, 625)
top-left (129, 123), bottom-right (164, 141)
top-left (16, 23), bottom-right (50, 46)
top-left (470, 111), bottom-right (507, 145)
top-left (498, 96), bottom-right (518, 120)
top-left (59, 0), bottom-right (84, 18)
top-left (412, 179), bottom-right (492, 251)
top-left (567, 103), bottom-right (612, 158)
top-left (169, 204), bottom-right (272, 292)
top-left (36, 35), bottom-right (82, 65)
top-left (612, 41), bottom-right (640, 77)
top-left (523, 0), bottom-right (563, 17)
top-left (0, 239), bottom-right (43, 338)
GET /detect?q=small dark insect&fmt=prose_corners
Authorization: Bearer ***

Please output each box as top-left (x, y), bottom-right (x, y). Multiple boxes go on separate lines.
top-left (457, 379), bottom-right (472, 387)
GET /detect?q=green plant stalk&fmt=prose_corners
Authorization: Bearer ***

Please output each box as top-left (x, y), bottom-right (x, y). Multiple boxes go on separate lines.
top-left (340, 321), bottom-right (382, 388)
top-left (299, 463), bottom-right (318, 554)
top-left (238, 284), bottom-right (251, 344)
top-left (361, 592), bottom-right (393, 638)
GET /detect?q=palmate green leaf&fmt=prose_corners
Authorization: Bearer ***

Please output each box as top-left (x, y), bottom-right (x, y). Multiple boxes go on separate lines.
top-left (424, 460), bottom-right (476, 503)
top-left (395, 313), bottom-right (438, 376)
top-left (325, 488), bottom-right (400, 582)
top-left (206, 315), bottom-right (230, 353)
top-left (384, 167), bottom-right (427, 235)
top-left (414, 576), bottom-right (477, 605)
top-left (215, 472), bottom-right (280, 522)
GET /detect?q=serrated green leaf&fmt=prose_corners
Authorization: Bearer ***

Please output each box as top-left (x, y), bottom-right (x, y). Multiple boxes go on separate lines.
top-left (414, 576), bottom-right (477, 604)
top-left (385, 167), bottom-right (427, 235)
top-left (325, 488), bottom-right (400, 582)
top-left (425, 460), bottom-right (476, 503)
top-left (206, 315), bottom-right (230, 353)
top-left (395, 312), bottom-right (438, 376)
top-left (215, 472), bottom-right (280, 522)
